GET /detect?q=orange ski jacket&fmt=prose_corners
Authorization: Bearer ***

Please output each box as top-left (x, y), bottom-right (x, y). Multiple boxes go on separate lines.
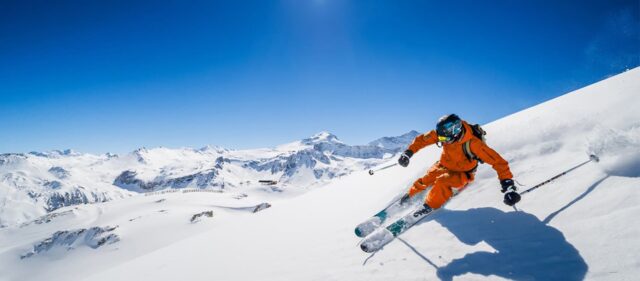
top-left (408, 121), bottom-right (513, 180)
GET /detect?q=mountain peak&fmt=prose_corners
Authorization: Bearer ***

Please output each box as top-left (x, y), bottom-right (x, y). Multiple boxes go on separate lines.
top-left (303, 131), bottom-right (341, 144)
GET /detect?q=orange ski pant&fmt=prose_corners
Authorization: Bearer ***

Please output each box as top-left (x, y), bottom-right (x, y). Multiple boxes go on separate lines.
top-left (408, 162), bottom-right (473, 209)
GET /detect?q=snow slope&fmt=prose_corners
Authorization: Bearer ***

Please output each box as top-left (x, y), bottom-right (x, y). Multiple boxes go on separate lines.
top-left (1, 68), bottom-right (639, 281)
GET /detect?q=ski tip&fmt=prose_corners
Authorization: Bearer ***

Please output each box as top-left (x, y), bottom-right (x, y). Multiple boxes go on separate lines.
top-left (360, 243), bottom-right (374, 253)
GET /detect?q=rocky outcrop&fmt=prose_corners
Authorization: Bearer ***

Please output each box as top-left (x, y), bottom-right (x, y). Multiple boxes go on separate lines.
top-left (113, 169), bottom-right (219, 192)
top-left (48, 166), bottom-right (70, 179)
top-left (113, 170), bottom-right (156, 190)
top-left (20, 210), bottom-right (74, 227)
top-left (45, 188), bottom-right (109, 212)
top-left (21, 226), bottom-right (120, 259)
top-left (252, 203), bottom-right (271, 213)
top-left (190, 211), bottom-right (214, 223)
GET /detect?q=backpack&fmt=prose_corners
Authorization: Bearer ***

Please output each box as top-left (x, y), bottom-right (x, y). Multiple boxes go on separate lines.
top-left (462, 124), bottom-right (486, 163)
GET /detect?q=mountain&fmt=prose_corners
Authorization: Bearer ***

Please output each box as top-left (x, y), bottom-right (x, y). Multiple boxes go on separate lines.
top-left (1, 68), bottom-right (639, 281)
top-left (0, 152), bottom-right (131, 227)
top-left (0, 131), bottom-right (416, 227)
top-left (368, 130), bottom-right (421, 150)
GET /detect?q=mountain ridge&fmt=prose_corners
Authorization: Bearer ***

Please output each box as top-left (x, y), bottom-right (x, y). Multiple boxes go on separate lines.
top-left (0, 130), bottom-right (419, 226)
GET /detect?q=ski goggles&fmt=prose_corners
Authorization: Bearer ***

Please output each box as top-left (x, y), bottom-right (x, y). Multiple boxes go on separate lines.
top-left (438, 135), bottom-right (453, 142)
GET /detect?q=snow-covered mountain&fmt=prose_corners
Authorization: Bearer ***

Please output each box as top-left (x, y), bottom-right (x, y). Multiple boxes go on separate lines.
top-left (1, 68), bottom-right (639, 281)
top-left (0, 131), bottom-right (415, 227)
top-left (368, 130), bottom-right (421, 150)
top-left (0, 152), bottom-right (131, 227)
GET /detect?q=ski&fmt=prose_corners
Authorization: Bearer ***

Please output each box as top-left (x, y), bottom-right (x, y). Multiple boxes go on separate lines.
top-left (359, 204), bottom-right (437, 253)
top-left (354, 210), bottom-right (388, 238)
top-left (354, 190), bottom-right (427, 237)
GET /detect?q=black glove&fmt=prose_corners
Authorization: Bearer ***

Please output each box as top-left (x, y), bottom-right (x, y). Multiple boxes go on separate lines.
top-left (501, 179), bottom-right (521, 206)
top-left (398, 150), bottom-right (413, 167)
top-left (400, 193), bottom-right (411, 205)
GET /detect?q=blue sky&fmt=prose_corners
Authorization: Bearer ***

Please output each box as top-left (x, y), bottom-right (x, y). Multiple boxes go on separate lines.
top-left (1, 0), bottom-right (638, 154)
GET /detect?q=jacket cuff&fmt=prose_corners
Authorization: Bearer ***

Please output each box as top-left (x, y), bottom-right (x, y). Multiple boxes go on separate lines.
top-left (403, 149), bottom-right (414, 158)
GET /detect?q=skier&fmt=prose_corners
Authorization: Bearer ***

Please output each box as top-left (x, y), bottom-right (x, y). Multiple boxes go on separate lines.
top-left (398, 114), bottom-right (520, 213)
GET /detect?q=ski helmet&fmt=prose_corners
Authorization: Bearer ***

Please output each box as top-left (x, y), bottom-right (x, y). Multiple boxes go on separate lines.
top-left (436, 114), bottom-right (463, 144)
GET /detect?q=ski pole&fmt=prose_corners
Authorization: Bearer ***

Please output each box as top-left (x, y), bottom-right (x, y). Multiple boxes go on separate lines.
top-left (519, 154), bottom-right (600, 196)
top-left (368, 163), bottom-right (398, 175)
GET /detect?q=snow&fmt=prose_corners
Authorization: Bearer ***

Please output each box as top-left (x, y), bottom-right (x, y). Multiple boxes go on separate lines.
top-left (0, 68), bottom-right (639, 281)
top-left (0, 131), bottom-right (411, 227)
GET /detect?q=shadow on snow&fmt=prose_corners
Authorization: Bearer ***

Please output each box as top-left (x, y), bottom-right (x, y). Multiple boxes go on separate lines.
top-left (404, 207), bottom-right (588, 281)
top-left (543, 175), bottom-right (609, 224)
top-left (370, 175), bottom-right (611, 280)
